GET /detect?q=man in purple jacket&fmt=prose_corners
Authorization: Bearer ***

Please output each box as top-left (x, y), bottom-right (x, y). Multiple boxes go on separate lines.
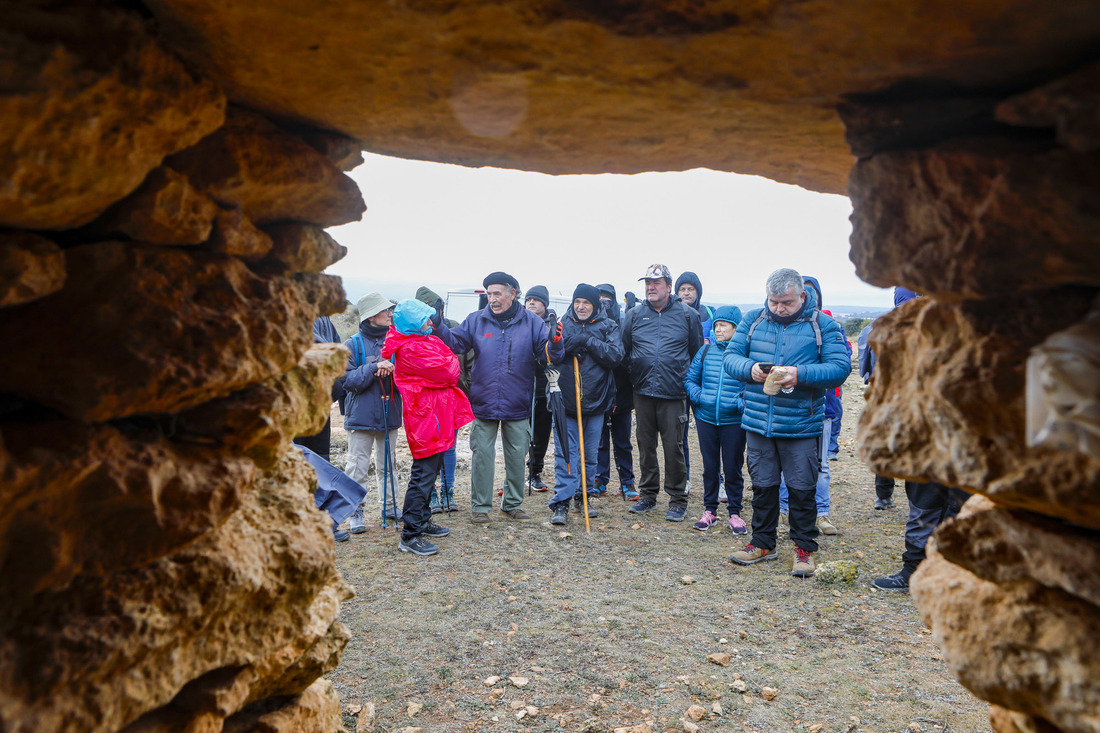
top-left (435, 272), bottom-right (564, 524)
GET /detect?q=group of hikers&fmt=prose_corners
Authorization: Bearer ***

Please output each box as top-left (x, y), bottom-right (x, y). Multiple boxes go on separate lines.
top-left (297, 265), bottom-right (966, 590)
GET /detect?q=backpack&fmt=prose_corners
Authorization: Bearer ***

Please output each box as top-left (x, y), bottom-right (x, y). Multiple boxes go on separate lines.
top-left (746, 308), bottom-right (823, 358)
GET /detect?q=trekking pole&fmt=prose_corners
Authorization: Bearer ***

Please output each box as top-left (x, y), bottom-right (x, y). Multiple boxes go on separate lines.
top-left (573, 356), bottom-right (591, 535)
top-left (380, 375), bottom-right (398, 532)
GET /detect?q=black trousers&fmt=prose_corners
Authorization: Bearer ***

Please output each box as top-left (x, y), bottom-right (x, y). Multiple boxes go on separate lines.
top-left (402, 452), bottom-right (444, 540)
top-left (597, 408), bottom-right (635, 487)
top-left (901, 480), bottom-right (970, 575)
top-left (527, 396), bottom-right (553, 477)
top-left (745, 432), bottom-right (820, 552)
top-left (293, 418), bottom-right (332, 461)
top-left (634, 394), bottom-right (689, 508)
top-left (874, 474), bottom-right (895, 500)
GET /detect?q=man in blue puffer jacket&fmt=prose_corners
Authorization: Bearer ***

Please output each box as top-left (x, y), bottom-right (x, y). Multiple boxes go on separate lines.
top-left (684, 306), bottom-right (747, 535)
top-left (724, 268), bottom-right (851, 577)
top-left (435, 272), bottom-right (565, 524)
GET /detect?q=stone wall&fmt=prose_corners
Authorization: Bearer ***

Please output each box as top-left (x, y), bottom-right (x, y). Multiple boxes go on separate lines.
top-left (848, 62), bottom-right (1100, 733)
top-left (0, 4), bottom-right (361, 730)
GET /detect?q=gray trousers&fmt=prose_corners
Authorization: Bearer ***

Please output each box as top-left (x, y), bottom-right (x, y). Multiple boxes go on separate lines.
top-left (634, 393), bottom-right (689, 508)
top-left (470, 418), bottom-right (529, 514)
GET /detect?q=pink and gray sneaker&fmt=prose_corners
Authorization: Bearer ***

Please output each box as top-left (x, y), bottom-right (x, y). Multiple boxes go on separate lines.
top-left (693, 510), bottom-right (718, 531)
top-left (728, 515), bottom-right (748, 535)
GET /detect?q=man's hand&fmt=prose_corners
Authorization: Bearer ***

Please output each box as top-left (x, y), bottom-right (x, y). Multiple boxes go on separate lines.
top-left (774, 366), bottom-right (798, 388)
top-left (750, 363), bottom-right (769, 382)
top-left (376, 359), bottom-right (395, 377)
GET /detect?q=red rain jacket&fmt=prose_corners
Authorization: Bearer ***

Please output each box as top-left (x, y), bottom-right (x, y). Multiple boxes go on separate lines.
top-left (382, 328), bottom-right (474, 459)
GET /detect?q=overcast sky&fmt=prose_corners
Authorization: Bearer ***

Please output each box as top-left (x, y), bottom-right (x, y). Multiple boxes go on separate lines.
top-left (328, 153), bottom-right (894, 312)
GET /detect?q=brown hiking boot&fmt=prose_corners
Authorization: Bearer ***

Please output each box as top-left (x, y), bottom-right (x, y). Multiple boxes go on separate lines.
top-left (730, 544), bottom-right (778, 565)
top-left (500, 508), bottom-right (530, 521)
top-left (816, 516), bottom-right (839, 535)
top-left (470, 512), bottom-right (490, 525)
top-left (791, 547), bottom-right (816, 577)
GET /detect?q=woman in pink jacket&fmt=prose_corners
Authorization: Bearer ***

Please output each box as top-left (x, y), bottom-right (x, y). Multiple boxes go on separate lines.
top-left (382, 299), bottom-right (475, 556)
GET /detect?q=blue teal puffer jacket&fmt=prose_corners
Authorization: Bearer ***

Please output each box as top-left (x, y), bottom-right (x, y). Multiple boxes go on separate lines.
top-left (684, 339), bottom-right (744, 426)
top-left (723, 304), bottom-right (851, 438)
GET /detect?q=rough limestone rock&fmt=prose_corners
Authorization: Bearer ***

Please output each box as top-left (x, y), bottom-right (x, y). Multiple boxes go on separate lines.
top-left (167, 106), bottom-right (366, 227)
top-left (207, 205), bottom-right (274, 261)
top-left (0, 342), bottom-right (346, 599)
top-left (295, 127), bottom-right (366, 171)
top-left (997, 61), bottom-right (1100, 153)
top-left (849, 139), bottom-right (1100, 300)
top-left (0, 1), bottom-right (225, 229)
top-left (87, 167), bottom-right (220, 245)
top-left (0, 242), bottom-right (343, 421)
top-left (258, 223), bottom-right (348, 275)
top-left (858, 293), bottom-right (1100, 528)
top-left (171, 342), bottom-right (349, 470)
top-left (0, 419), bottom-right (254, 600)
top-left (990, 706), bottom-right (1062, 733)
top-left (220, 679), bottom-right (343, 733)
top-left (912, 546), bottom-right (1100, 733)
top-left (0, 449), bottom-right (352, 733)
top-left (143, 0), bottom-right (1100, 192)
top-left (0, 232), bottom-right (65, 307)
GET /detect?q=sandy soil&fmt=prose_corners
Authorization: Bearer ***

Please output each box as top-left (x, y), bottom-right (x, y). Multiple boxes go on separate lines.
top-left (326, 374), bottom-right (991, 733)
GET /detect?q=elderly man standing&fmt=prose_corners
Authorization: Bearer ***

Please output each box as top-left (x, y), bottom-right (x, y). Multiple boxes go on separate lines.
top-left (435, 272), bottom-right (564, 523)
top-left (724, 268), bottom-right (851, 577)
top-left (622, 264), bottom-right (704, 522)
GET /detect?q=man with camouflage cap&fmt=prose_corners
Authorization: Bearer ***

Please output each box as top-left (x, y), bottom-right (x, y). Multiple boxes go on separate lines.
top-left (621, 264), bottom-right (704, 522)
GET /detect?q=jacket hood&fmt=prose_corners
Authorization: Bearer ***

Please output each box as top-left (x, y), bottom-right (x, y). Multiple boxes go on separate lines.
top-left (674, 271), bottom-right (704, 310)
top-left (596, 283), bottom-right (616, 299)
top-left (803, 276), bottom-right (823, 310)
top-left (415, 286), bottom-right (443, 306)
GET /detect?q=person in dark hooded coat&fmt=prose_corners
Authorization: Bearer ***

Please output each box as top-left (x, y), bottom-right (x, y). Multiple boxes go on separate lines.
top-left (674, 271), bottom-right (715, 491)
top-left (594, 283), bottom-right (636, 499)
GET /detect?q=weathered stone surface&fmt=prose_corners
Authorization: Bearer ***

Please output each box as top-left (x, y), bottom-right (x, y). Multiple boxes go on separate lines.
top-left (838, 95), bottom-right (1003, 159)
top-left (0, 2), bottom-right (225, 229)
top-left (859, 293), bottom-right (1100, 527)
top-left (296, 128), bottom-right (366, 171)
top-left (0, 232), bottom-right (65, 307)
top-left (221, 679), bottom-right (343, 733)
top-left (167, 106), bottom-right (366, 227)
top-left (990, 706), bottom-right (1062, 733)
top-left (849, 138), bottom-right (1100, 299)
top-left (172, 342), bottom-right (349, 469)
top-left (0, 242), bottom-right (343, 421)
top-left (998, 61), bottom-right (1100, 152)
top-left (88, 167), bottom-right (220, 245)
top-left (912, 547), bottom-right (1100, 733)
top-left (207, 205), bottom-right (274, 260)
top-left (258, 223), bottom-right (348, 274)
top-left (935, 495), bottom-right (1100, 610)
top-left (0, 419), bottom-right (253, 599)
top-left (0, 449), bottom-right (351, 733)
top-left (143, 0), bottom-right (1100, 191)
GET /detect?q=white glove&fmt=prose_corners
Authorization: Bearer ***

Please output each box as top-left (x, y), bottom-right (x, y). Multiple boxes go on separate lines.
top-left (545, 367), bottom-right (561, 393)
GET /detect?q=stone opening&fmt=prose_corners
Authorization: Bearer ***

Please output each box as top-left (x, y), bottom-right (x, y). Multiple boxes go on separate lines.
top-left (2, 1), bottom-right (1098, 731)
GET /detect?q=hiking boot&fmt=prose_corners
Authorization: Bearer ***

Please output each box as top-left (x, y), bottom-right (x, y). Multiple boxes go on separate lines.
top-left (620, 485), bottom-right (640, 501)
top-left (527, 475), bottom-right (549, 493)
top-left (550, 504), bottom-right (569, 525)
top-left (871, 571), bottom-right (910, 593)
top-left (728, 515), bottom-right (748, 535)
top-left (471, 512), bottom-right (490, 525)
top-left (349, 509), bottom-right (366, 534)
top-left (571, 500), bottom-right (598, 518)
top-left (791, 547), bottom-right (816, 577)
top-left (383, 506), bottom-right (402, 521)
top-left (628, 497), bottom-right (657, 514)
top-left (422, 521), bottom-right (450, 538)
top-left (730, 544), bottom-right (777, 565)
top-left (442, 489), bottom-right (462, 512)
top-left (429, 490), bottom-right (443, 515)
top-left (828, 452), bottom-right (839, 461)
top-left (693, 510), bottom-right (718, 531)
top-left (333, 529), bottom-right (350, 542)
top-left (399, 536), bottom-right (439, 556)
top-left (592, 479), bottom-right (608, 496)
top-left (718, 490), bottom-right (729, 504)
top-left (817, 516), bottom-right (839, 535)
top-left (874, 497), bottom-right (894, 510)
top-left (665, 505), bottom-right (687, 522)
top-left (500, 508), bottom-right (530, 521)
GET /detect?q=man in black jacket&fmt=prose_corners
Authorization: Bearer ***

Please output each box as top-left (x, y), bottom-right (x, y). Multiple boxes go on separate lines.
top-left (595, 283), bottom-right (636, 500)
top-left (548, 284), bottom-right (624, 525)
top-left (622, 264), bottom-right (704, 521)
top-left (524, 284), bottom-right (555, 493)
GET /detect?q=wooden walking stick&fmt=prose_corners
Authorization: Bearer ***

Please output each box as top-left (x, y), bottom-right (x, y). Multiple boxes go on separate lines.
top-left (573, 356), bottom-right (591, 534)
